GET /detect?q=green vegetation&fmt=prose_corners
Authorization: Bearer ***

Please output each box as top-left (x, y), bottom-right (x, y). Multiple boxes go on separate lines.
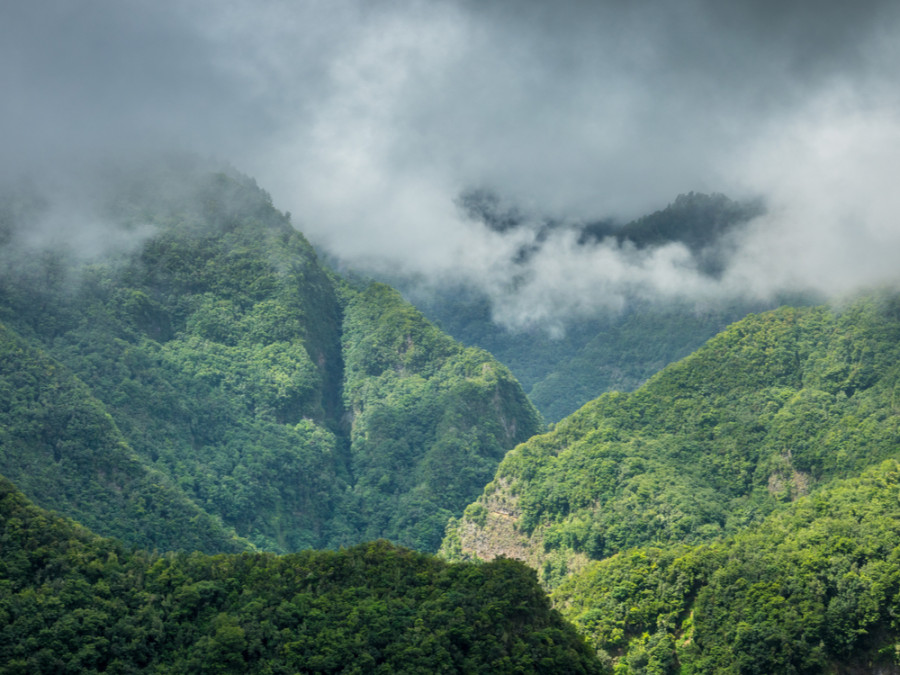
top-left (445, 292), bottom-right (900, 668)
top-left (0, 321), bottom-right (246, 553)
top-left (9, 163), bottom-right (900, 671)
top-left (392, 285), bottom-right (777, 423)
top-left (0, 474), bottom-right (604, 674)
top-left (527, 300), bottom-right (782, 423)
top-left (0, 163), bottom-right (540, 553)
top-left (341, 283), bottom-right (542, 551)
top-left (553, 459), bottom-right (900, 673)
top-left (447, 294), bottom-right (900, 574)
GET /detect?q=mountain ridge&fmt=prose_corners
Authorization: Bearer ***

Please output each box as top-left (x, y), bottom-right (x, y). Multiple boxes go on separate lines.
top-left (6, 162), bottom-right (900, 671)
top-left (0, 472), bottom-right (605, 673)
top-left (383, 191), bottom-right (789, 423)
top-left (445, 293), bottom-right (900, 573)
top-left (441, 290), bottom-right (900, 670)
top-left (0, 163), bottom-right (541, 554)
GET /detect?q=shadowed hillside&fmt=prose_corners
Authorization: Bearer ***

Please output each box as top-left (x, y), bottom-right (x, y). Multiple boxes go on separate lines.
top-left (0, 162), bottom-right (541, 553)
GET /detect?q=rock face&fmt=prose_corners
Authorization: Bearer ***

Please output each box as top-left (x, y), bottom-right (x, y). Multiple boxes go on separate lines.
top-left (454, 479), bottom-right (534, 561)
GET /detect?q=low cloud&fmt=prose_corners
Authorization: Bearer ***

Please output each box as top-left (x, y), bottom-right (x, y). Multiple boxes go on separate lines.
top-left (3, 0), bottom-right (900, 329)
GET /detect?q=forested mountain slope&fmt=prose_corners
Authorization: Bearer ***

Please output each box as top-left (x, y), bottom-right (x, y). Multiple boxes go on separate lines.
top-left (552, 459), bottom-right (900, 673)
top-left (408, 293), bottom-right (776, 424)
top-left (444, 293), bottom-right (900, 576)
top-left (341, 283), bottom-right (541, 550)
top-left (0, 163), bottom-right (541, 553)
top-left (0, 322), bottom-right (247, 553)
top-left (0, 474), bottom-right (604, 674)
top-left (442, 292), bottom-right (900, 671)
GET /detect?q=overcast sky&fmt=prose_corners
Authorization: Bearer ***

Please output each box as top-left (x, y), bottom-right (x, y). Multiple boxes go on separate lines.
top-left (4, 0), bottom-right (900, 328)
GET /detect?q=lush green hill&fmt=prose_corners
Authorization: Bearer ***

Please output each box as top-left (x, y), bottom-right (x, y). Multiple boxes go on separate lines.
top-left (0, 474), bottom-right (604, 674)
top-left (391, 284), bottom-right (779, 424)
top-left (341, 283), bottom-right (541, 551)
top-left (0, 321), bottom-right (247, 553)
top-left (443, 293), bottom-right (900, 575)
top-left (552, 459), bottom-right (900, 673)
top-left (0, 162), bottom-right (541, 553)
top-left (442, 292), bottom-right (900, 670)
top-left (527, 300), bottom-right (782, 423)
top-left (9, 164), bottom-right (900, 671)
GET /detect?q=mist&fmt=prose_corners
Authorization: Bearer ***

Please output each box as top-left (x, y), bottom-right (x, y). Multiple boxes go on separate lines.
top-left (3, 0), bottom-right (900, 329)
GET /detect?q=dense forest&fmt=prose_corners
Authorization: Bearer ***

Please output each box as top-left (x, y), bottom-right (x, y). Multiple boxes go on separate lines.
top-left (0, 322), bottom-right (247, 553)
top-left (0, 475), bottom-right (603, 673)
top-left (0, 162), bottom-right (541, 554)
top-left (552, 459), bottom-right (900, 673)
top-left (444, 291), bottom-right (900, 671)
top-left (5, 162), bottom-right (900, 672)
top-left (397, 289), bottom-right (783, 423)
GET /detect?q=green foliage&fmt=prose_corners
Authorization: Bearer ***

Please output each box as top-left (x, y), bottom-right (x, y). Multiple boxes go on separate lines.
top-left (527, 300), bottom-right (784, 423)
top-left (388, 283), bottom-right (791, 423)
top-left (0, 162), bottom-right (540, 553)
top-left (0, 476), bottom-right (605, 674)
top-left (552, 460), bottom-right (900, 673)
top-left (0, 322), bottom-right (246, 553)
top-left (341, 283), bottom-right (543, 551)
top-left (448, 294), bottom-right (900, 577)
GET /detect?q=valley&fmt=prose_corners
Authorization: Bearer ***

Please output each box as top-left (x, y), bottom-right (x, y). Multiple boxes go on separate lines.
top-left (2, 164), bottom-right (900, 672)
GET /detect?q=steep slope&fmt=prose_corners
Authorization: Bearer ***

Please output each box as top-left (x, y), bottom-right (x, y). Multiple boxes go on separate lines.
top-left (0, 474), bottom-right (605, 674)
top-left (0, 162), bottom-right (541, 553)
top-left (390, 284), bottom-right (779, 424)
top-left (444, 293), bottom-right (900, 582)
top-left (527, 300), bottom-right (780, 423)
top-left (0, 321), bottom-right (247, 553)
top-left (552, 459), bottom-right (900, 673)
top-left (341, 282), bottom-right (542, 551)
top-left (0, 168), bottom-right (352, 552)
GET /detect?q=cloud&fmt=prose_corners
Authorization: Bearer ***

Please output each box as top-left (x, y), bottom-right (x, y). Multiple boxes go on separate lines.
top-left (722, 86), bottom-right (900, 298)
top-left (3, 0), bottom-right (900, 328)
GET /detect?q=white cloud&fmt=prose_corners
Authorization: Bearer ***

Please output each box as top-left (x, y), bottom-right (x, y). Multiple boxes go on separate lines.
top-left (4, 0), bottom-right (900, 328)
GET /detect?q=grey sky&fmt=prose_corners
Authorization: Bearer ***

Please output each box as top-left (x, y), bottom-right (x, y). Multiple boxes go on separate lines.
top-left (4, 0), bottom-right (900, 327)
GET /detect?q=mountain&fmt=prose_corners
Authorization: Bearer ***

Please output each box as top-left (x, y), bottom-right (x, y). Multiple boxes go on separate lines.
top-left (402, 289), bottom-right (781, 423)
top-left (340, 282), bottom-right (541, 550)
top-left (552, 459), bottom-right (900, 673)
top-left (443, 292), bottom-right (900, 670)
top-left (0, 161), bottom-right (541, 553)
top-left (0, 321), bottom-right (247, 553)
top-left (7, 161), bottom-right (900, 670)
top-left (577, 191), bottom-right (765, 274)
top-left (0, 474), bottom-right (604, 674)
top-left (445, 293), bottom-right (900, 570)
top-left (383, 192), bottom-right (787, 423)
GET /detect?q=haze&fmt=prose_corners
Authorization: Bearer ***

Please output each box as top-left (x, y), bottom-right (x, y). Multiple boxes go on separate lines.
top-left (4, 0), bottom-right (900, 328)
